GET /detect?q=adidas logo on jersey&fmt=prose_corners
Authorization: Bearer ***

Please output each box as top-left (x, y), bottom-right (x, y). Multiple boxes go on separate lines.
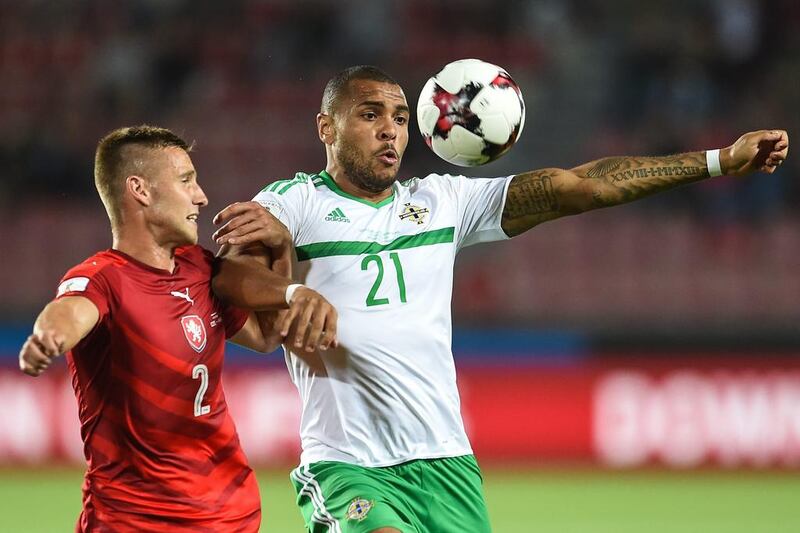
top-left (324, 208), bottom-right (350, 223)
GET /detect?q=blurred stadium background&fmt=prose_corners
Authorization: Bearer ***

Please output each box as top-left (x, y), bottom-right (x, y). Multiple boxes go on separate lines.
top-left (1, 0), bottom-right (799, 531)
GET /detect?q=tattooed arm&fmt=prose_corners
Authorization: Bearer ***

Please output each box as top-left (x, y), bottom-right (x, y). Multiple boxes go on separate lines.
top-left (501, 129), bottom-right (789, 237)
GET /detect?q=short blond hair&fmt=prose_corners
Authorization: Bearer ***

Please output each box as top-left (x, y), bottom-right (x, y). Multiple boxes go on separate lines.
top-left (94, 125), bottom-right (191, 222)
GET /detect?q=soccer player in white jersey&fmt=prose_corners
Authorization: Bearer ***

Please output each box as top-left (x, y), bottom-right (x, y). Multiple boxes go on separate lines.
top-left (212, 66), bottom-right (789, 533)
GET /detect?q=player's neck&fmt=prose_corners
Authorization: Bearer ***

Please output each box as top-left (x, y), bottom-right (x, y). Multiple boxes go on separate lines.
top-left (325, 166), bottom-right (393, 204)
top-left (112, 230), bottom-right (176, 273)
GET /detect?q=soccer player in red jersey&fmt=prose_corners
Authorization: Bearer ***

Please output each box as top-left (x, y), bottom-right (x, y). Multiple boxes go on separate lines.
top-left (18, 126), bottom-right (337, 532)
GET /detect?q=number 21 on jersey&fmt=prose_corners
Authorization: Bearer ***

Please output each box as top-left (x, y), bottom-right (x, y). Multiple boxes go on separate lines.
top-left (361, 252), bottom-right (406, 307)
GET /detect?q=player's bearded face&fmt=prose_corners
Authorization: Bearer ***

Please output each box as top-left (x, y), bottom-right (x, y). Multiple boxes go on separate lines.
top-left (336, 135), bottom-right (398, 194)
top-left (333, 81), bottom-right (409, 194)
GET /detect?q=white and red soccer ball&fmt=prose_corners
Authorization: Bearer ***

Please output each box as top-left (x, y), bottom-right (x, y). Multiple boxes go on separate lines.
top-left (417, 59), bottom-right (525, 167)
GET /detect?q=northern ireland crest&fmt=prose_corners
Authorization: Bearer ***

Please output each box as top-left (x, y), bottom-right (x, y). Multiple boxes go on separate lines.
top-left (346, 498), bottom-right (374, 522)
top-left (398, 203), bottom-right (429, 225)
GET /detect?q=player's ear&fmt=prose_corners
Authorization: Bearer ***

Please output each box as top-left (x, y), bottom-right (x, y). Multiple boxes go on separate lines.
top-left (126, 175), bottom-right (152, 207)
top-left (317, 113), bottom-right (335, 145)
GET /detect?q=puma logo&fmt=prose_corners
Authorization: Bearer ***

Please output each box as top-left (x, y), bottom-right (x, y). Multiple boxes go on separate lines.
top-left (170, 288), bottom-right (195, 306)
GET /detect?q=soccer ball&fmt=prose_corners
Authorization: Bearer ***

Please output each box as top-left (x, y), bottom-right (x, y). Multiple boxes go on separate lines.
top-left (417, 59), bottom-right (525, 166)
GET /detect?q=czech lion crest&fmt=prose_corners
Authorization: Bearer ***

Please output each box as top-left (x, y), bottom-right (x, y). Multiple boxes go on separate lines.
top-left (181, 315), bottom-right (207, 352)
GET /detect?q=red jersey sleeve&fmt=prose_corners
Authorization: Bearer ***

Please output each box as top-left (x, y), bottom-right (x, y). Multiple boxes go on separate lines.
top-left (220, 301), bottom-right (249, 339)
top-left (185, 245), bottom-right (250, 339)
top-left (56, 253), bottom-right (118, 319)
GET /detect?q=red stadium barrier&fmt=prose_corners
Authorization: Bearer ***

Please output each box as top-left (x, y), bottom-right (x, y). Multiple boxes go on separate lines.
top-left (2, 356), bottom-right (800, 468)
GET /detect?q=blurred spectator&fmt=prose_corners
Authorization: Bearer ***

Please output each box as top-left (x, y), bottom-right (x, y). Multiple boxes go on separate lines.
top-left (0, 0), bottom-right (797, 330)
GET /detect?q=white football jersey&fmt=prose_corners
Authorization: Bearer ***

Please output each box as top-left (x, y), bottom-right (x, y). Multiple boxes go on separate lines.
top-left (253, 170), bottom-right (511, 467)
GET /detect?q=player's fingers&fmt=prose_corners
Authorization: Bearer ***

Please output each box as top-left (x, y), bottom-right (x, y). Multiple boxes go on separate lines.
top-left (214, 201), bottom-right (267, 225)
top-left (304, 308), bottom-right (327, 352)
top-left (27, 333), bottom-right (53, 358)
top-left (272, 310), bottom-right (289, 340)
top-left (319, 309), bottom-right (338, 350)
top-left (20, 360), bottom-right (40, 376)
top-left (212, 214), bottom-right (256, 243)
top-left (19, 342), bottom-right (50, 375)
top-left (19, 341), bottom-right (36, 373)
top-left (27, 349), bottom-right (52, 367)
top-left (279, 304), bottom-right (301, 337)
top-left (215, 221), bottom-right (262, 245)
top-left (293, 301), bottom-right (317, 349)
top-left (213, 202), bottom-right (244, 225)
top-left (768, 153), bottom-right (786, 165)
top-left (226, 224), bottom-right (286, 248)
top-left (319, 330), bottom-right (335, 351)
top-left (37, 332), bottom-right (62, 357)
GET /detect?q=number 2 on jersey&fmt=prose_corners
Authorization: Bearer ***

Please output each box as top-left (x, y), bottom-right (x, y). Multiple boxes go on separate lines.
top-left (361, 252), bottom-right (407, 307)
top-left (192, 364), bottom-right (211, 417)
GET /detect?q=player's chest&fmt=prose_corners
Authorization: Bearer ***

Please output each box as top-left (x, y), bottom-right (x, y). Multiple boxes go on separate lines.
top-left (300, 193), bottom-right (452, 246)
top-left (112, 276), bottom-right (223, 360)
top-left (299, 196), bottom-right (458, 308)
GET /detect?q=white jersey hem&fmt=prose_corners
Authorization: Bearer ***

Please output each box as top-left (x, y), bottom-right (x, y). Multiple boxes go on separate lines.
top-left (299, 446), bottom-right (475, 468)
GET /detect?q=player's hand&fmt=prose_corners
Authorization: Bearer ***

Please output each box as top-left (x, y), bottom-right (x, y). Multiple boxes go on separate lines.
top-left (279, 287), bottom-right (338, 353)
top-left (212, 201), bottom-right (291, 248)
top-left (722, 129), bottom-right (789, 176)
top-left (19, 330), bottom-right (65, 377)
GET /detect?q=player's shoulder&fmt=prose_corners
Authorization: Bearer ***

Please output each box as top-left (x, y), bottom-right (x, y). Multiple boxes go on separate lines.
top-left (253, 172), bottom-right (334, 222)
top-left (61, 250), bottom-right (127, 280)
top-left (175, 244), bottom-right (215, 272)
top-left (175, 243), bottom-right (211, 260)
top-left (398, 173), bottom-right (465, 195)
top-left (57, 250), bottom-right (126, 297)
top-left (255, 171), bottom-right (323, 199)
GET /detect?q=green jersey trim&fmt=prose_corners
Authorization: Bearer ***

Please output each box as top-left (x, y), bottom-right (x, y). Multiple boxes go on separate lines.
top-left (296, 227), bottom-right (455, 261)
top-left (318, 171), bottom-right (395, 208)
top-left (260, 173), bottom-right (311, 194)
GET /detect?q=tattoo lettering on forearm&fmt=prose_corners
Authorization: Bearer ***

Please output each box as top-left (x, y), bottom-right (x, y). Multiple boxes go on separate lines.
top-left (583, 153), bottom-right (708, 208)
top-left (605, 166), bottom-right (703, 182)
top-left (585, 155), bottom-right (706, 181)
top-left (504, 172), bottom-right (559, 219)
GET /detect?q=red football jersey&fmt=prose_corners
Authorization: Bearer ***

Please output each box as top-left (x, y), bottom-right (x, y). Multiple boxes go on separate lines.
top-left (56, 246), bottom-right (260, 532)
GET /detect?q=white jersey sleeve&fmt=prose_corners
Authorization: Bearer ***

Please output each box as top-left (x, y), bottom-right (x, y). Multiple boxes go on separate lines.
top-left (432, 173), bottom-right (513, 249)
top-left (251, 173), bottom-right (315, 242)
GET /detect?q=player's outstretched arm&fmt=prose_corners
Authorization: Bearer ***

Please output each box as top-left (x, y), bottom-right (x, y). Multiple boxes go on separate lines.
top-left (501, 129), bottom-right (789, 237)
top-left (19, 297), bottom-right (99, 376)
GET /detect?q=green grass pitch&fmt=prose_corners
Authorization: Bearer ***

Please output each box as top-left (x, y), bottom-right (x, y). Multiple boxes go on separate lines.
top-left (1, 468), bottom-right (797, 532)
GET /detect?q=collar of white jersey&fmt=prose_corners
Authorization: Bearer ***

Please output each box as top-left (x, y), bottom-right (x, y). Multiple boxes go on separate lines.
top-left (318, 170), bottom-right (396, 209)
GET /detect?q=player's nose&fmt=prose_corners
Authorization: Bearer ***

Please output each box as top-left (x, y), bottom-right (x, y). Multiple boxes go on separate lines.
top-left (194, 185), bottom-right (209, 207)
top-left (378, 117), bottom-right (397, 141)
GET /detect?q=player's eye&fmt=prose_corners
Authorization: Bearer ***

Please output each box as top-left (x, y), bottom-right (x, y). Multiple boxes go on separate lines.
top-left (395, 116), bottom-right (408, 125)
top-left (362, 112), bottom-right (377, 120)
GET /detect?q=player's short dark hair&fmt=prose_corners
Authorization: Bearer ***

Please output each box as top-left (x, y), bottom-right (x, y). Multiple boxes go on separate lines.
top-left (94, 125), bottom-right (191, 222)
top-left (321, 65), bottom-right (400, 115)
